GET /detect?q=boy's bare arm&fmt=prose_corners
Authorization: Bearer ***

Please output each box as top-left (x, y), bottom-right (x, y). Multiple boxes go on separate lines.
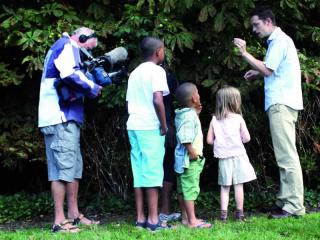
top-left (153, 91), bottom-right (167, 136)
top-left (183, 143), bottom-right (198, 160)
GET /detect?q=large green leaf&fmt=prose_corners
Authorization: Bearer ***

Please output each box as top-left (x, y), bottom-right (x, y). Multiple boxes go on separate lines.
top-left (213, 12), bottom-right (225, 32)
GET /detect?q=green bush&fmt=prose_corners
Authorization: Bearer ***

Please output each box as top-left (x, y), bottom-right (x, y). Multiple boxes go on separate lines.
top-left (0, 190), bottom-right (319, 223)
top-left (0, 192), bottom-right (135, 223)
top-left (0, 192), bottom-right (52, 223)
top-left (82, 194), bottom-right (134, 214)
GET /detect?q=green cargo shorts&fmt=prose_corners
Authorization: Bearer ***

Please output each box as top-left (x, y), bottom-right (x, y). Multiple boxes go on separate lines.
top-left (177, 156), bottom-right (205, 201)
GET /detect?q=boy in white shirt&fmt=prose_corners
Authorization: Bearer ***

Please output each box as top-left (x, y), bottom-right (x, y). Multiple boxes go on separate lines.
top-left (126, 37), bottom-right (170, 231)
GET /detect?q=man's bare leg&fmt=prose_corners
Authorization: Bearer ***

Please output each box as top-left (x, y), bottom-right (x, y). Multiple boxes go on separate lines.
top-left (52, 181), bottom-right (66, 225)
top-left (51, 181), bottom-right (80, 232)
top-left (66, 180), bottom-right (99, 224)
top-left (66, 180), bottom-right (80, 219)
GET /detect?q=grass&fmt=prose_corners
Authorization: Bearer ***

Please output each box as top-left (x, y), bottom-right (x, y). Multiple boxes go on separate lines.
top-left (0, 213), bottom-right (319, 240)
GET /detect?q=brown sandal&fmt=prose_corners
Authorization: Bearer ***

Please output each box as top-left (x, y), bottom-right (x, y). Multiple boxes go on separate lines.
top-left (52, 220), bottom-right (80, 233)
top-left (72, 213), bottom-right (100, 226)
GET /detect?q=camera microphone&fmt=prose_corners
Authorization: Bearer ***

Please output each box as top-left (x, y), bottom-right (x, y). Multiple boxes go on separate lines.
top-left (104, 47), bottom-right (128, 65)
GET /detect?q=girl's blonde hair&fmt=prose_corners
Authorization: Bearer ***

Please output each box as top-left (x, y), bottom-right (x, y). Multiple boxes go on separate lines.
top-left (215, 85), bottom-right (242, 120)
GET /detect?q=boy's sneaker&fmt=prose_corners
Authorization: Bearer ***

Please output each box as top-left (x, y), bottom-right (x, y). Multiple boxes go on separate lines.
top-left (146, 221), bottom-right (172, 232)
top-left (159, 213), bottom-right (181, 222)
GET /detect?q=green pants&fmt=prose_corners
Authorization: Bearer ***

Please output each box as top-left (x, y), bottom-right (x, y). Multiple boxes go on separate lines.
top-left (267, 104), bottom-right (305, 215)
top-left (177, 157), bottom-right (205, 201)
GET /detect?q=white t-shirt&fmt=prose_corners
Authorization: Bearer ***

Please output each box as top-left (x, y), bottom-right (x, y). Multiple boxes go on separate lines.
top-left (126, 61), bottom-right (169, 130)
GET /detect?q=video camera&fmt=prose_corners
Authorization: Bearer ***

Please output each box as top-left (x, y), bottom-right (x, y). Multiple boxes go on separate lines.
top-left (80, 47), bottom-right (128, 85)
top-left (54, 46), bottom-right (128, 104)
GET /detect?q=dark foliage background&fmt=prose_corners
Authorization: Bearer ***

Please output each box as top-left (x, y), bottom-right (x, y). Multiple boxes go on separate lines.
top-left (0, 0), bottom-right (319, 199)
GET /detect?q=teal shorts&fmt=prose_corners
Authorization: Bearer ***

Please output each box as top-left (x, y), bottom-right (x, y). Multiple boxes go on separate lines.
top-left (177, 157), bottom-right (205, 201)
top-left (128, 130), bottom-right (165, 188)
top-left (41, 121), bottom-right (82, 183)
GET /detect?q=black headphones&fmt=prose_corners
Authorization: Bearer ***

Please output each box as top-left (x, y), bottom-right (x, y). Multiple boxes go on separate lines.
top-left (79, 32), bottom-right (97, 43)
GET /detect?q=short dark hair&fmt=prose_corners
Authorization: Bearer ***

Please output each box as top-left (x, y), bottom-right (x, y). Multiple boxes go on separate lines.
top-left (140, 37), bottom-right (163, 59)
top-left (175, 82), bottom-right (197, 108)
top-left (250, 6), bottom-right (277, 26)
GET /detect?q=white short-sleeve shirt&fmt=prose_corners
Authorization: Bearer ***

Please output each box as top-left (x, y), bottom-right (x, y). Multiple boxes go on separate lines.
top-left (126, 61), bottom-right (169, 130)
top-left (264, 27), bottom-right (303, 111)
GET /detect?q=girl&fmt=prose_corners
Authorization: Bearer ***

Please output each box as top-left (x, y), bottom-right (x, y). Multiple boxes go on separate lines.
top-left (206, 85), bottom-right (256, 222)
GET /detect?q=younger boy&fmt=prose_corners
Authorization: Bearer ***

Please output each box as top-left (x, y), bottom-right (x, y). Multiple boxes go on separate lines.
top-left (126, 37), bottom-right (170, 231)
top-left (174, 83), bottom-right (212, 228)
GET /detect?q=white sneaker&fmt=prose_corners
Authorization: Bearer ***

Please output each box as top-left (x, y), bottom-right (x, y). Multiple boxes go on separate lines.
top-left (159, 212), bottom-right (181, 222)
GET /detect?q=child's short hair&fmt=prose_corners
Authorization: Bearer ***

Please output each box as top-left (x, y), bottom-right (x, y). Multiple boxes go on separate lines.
top-left (140, 37), bottom-right (163, 59)
top-left (215, 85), bottom-right (242, 120)
top-left (175, 82), bottom-right (197, 108)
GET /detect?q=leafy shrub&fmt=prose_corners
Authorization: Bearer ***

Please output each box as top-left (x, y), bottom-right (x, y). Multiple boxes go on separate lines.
top-left (0, 192), bottom-right (53, 223)
top-left (0, 108), bottom-right (43, 169)
top-left (0, 190), bottom-right (319, 224)
top-left (0, 62), bottom-right (24, 87)
top-left (82, 194), bottom-right (134, 214)
top-left (304, 190), bottom-right (320, 210)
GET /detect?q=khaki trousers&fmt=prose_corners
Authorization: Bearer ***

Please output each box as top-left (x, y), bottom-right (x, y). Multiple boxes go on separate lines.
top-left (267, 104), bottom-right (305, 215)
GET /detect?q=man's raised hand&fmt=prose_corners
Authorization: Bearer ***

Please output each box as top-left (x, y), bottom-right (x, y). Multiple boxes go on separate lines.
top-left (233, 38), bottom-right (247, 55)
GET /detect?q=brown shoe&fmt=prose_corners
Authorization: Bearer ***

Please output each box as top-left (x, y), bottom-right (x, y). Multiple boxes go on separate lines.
top-left (268, 210), bottom-right (298, 219)
top-left (219, 210), bottom-right (228, 223)
top-left (262, 204), bottom-right (282, 214)
top-left (235, 210), bottom-right (246, 222)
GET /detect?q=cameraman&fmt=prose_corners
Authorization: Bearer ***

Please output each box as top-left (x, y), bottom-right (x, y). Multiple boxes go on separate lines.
top-left (38, 27), bottom-right (101, 233)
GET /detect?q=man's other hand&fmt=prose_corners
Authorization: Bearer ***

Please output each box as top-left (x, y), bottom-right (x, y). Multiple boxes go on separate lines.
top-left (244, 70), bottom-right (260, 80)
